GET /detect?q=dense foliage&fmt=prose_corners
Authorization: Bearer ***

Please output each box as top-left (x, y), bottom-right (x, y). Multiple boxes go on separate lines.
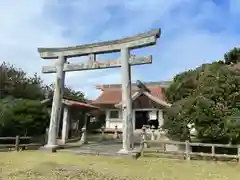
top-left (44, 84), bottom-right (85, 102)
top-left (0, 62), bottom-right (44, 100)
top-left (224, 47), bottom-right (240, 65)
top-left (0, 62), bottom-right (86, 137)
top-left (164, 48), bottom-right (240, 144)
top-left (0, 98), bottom-right (49, 136)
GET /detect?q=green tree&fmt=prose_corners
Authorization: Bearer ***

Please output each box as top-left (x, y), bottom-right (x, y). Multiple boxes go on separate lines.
top-left (166, 68), bottom-right (201, 103)
top-left (43, 84), bottom-right (86, 102)
top-left (0, 62), bottom-right (44, 100)
top-left (224, 47), bottom-right (240, 65)
top-left (164, 49), bottom-right (240, 144)
top-left (0, 98), bottom-right (49, 136)
top-left (0, 62), bottom-right (87, 137)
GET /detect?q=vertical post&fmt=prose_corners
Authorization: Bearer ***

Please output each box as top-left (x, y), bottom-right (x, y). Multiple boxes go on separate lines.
top-left (238, 146), bottom-right (240, 163)
top-left (158, 110), bottom-right (164, 127)
top-left (132, 109), bottom-right (136, 131)
top-left (141, 126), bottom-right (148, 148)
top-left (157, 126), bottom-right (161, 140)
top-left (151, 129), bottom-right (155, 141)
top-left (211, 145), bottom-right (215, 157)
top-left (118, 48), bottom-right (134, 154)
top-left (15, 136), bottom-right (20, 152)
top-left (163, 143), bottom-right (166, 152)
top-left (61, 106), bottom-right (70, 144)
top-left (80, 113), bottom-right (88, 144)
top-left (45, 128), bottom-right (49, 144)
top-left (114, 125), bottom-right (119, 139)
top-left (45, 55), bottom-right (65, 149)
top-left (140, 141), bottom-right (145, 157)
top-left (56, 58), bottom-right (66, 137)
top-left (101, 125), bottom-right (105, 141)
top-left (185, 140), bottom-right (190, 160)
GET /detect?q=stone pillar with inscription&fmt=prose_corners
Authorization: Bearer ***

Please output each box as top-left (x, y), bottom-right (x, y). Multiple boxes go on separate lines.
top-left (44, 56), bottom-right (65, 149)
top-left (118, 48), bottom-right (134, 153)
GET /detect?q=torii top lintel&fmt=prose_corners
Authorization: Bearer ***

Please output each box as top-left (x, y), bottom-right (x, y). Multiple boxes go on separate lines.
top-left (38, 28), bottom-right (161, 59)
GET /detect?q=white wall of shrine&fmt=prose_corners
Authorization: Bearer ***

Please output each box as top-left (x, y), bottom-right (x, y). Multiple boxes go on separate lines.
top-left (105, 108), bottom-right (164, 130)
top-left (106, 121), bottom-right (124, 129)
top-left (105, 109), bottom-right (123, 129)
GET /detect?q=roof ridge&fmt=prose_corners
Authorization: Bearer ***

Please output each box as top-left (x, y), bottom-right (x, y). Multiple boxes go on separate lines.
top-left (92, 85), bottom-right (166, 105)
top-left (100, 86), bottom-right (163, 91)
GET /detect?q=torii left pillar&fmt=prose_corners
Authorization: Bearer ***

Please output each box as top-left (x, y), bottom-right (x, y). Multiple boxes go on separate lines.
top-left (44, 56), bottom-right (66, 149)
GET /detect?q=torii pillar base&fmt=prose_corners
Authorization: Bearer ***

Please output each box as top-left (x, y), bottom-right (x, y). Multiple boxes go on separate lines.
top-left (118, 148), bottom-right (131, 154)
top-left (39, 144), bottom-right (59, 153)
top-left (117, 148), bottom-right (140, 159)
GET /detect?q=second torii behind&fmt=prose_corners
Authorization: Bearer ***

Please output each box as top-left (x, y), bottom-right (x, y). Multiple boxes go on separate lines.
top-left (38, 28), bottom-right (161, 154)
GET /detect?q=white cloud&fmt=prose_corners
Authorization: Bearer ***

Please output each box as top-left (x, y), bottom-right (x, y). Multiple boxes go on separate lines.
top-left (0, 0), bottom-right (239, 99)
top-left (0, 0), bottom-right (71, 77)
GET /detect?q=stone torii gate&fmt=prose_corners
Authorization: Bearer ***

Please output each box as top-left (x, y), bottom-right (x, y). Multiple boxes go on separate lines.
top-left (38, 28), bottom-right (161, 154)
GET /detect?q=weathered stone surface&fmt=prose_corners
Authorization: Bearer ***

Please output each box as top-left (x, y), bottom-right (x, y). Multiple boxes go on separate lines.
top-left (39, 145), bottom-right (58, 153)
top-left (38, 28), bottom-right (160, 59)
top-left (46, 56), bottom-right (65, 148)
top-left (42, 55), bottom-right (152, 73)
top-left (61, 106), bottom-right (70, 144)
top-left (119, 48), bottom-right (134, 153)
top-left (79, 114), bottom-right (88, 144)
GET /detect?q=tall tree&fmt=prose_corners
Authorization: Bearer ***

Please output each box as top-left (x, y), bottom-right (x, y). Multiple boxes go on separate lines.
top-left (0, 62), bottom-right (87, 137)
top-left (0, 62), bottom-right (44, 100)
top-left (43, 84), bottom-right (86, 102)
top-left (224, 47), bottom-right (240, 65)
top-left (0, 98), bottom-right (49, 136)
top-left (164, 49), bottom-right (240, 144)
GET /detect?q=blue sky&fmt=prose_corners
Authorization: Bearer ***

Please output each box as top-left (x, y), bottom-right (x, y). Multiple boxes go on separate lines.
top-left (0, 0), bottom-right (239, 99)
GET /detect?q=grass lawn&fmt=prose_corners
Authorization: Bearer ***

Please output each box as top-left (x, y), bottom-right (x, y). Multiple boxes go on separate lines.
top-left (0, 151), bottom-right (239, 180)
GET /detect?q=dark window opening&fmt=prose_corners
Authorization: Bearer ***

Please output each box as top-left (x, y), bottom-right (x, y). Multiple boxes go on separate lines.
top-left (109, 110), bottom-right (119, 119)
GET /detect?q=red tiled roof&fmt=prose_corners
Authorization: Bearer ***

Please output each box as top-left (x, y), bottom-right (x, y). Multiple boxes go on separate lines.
top-left (92, 86), bottom-right (165, 105)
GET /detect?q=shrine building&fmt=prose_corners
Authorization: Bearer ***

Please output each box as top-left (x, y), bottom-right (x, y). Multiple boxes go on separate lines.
top-left (91, 81), bottom-right (171, 131)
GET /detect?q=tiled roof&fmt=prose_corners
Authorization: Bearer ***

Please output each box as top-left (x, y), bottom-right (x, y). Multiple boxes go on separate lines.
top-left (92, 86), bottom-right (166, 105)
